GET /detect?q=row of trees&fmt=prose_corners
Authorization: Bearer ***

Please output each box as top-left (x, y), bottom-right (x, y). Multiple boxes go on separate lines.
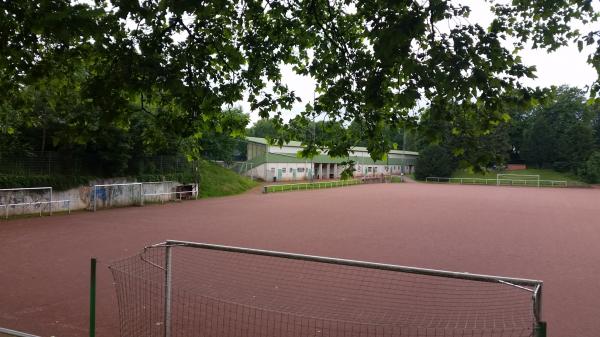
top-left (415, 86), bottom-right (600, 183)
top-left (3, 77), bottom-right (599, 183)
top-left (3, 1), bottom-right (600, 177)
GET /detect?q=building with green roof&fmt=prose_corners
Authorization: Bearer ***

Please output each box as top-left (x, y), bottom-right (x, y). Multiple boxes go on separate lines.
top-left (243, 137), bottom-right (419, 182)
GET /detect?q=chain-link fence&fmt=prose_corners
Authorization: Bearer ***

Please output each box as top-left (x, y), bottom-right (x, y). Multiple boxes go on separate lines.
top-left (0, 152), bottom-right (195, 177)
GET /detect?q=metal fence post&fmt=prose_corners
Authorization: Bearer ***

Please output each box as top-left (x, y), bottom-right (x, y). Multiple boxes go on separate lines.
top-left (164, 246), bottom-right (173, 337)
top-left (534, 322), bottom-right (547, 337)
top-left (90, 258), bottom-right (96, 337)
top-left (49, 188), bottom-right (53, 215)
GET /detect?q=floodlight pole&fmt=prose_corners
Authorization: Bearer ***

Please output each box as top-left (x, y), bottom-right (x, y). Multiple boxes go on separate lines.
top-left (164, 246), bottom-right (173, 337)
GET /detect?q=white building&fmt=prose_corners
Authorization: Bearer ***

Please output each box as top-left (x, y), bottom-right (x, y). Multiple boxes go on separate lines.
top-left (244, 137), bottom-right (419, 182)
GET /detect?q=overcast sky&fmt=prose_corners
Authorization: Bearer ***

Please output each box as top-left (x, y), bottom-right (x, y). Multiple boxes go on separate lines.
top-left (243, 1), bottom-right (599, 123)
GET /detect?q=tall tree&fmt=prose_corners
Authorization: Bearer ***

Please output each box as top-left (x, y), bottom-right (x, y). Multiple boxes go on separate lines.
top-left (2, 0), bottom-right (598, 171)
top-left (520, 86), bottom-right (595, 170)
top-left (247, 119), bottom-right (279, 139)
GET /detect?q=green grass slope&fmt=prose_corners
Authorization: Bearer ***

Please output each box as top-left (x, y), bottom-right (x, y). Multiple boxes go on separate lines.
top-left (199, 160), bottom-right (258, 197)
top-left (452, 168), bottom-right (585, 184)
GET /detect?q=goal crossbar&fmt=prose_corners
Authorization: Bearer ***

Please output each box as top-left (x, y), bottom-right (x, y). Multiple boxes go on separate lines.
top-left (497, 174), bottom-right (540, 179)
top-left (110, 240), bottom-right (547, 337)
top-left (92, 183), bottom-right (143, 211)
top-left (0, 187), bottom-right (54, 218)
top-left (160, 240), bottom-right (542, 287)
top-left (497, 174), bottom-right (540, 187)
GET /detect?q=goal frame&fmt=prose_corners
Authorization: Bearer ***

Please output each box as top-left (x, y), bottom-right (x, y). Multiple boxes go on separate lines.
top-left (0, 187), bottom-right (55, 218)
top-left (91, 183), bottom-right (143, 211)
top-left (148, 239), bottom-right (545, 336)
top-left (497, 173), bottom-right (541, 187)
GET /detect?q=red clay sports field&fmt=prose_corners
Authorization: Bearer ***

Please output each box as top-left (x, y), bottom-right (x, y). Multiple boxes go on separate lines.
top-left (0, 182), bottom-right (599, 337)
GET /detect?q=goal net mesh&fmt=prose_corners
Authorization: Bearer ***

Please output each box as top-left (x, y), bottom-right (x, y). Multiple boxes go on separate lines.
top-left (109, 244), bottom-right (539, 337)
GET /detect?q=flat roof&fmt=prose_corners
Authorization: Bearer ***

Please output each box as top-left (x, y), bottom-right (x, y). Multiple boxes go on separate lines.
top-left (246, 137), bottom-right (419, 156)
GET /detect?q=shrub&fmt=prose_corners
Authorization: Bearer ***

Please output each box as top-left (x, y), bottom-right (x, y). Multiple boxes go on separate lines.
top-left (552, 161), bottom-right (571, 172)
top-left (0, 175), bottom-right (93, 191)
top-left (578, 151), bottom-right (600, 184)
top-left (414, 145), bottom-right (456, 180)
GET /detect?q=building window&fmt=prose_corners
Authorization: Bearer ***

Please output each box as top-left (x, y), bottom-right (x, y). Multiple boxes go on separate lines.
top-left (368, 167), bottom-right (372, 172)
top-left (282, 168), bottom-right (287, 173)
top-left (297, 168), bottom-right (305, 173)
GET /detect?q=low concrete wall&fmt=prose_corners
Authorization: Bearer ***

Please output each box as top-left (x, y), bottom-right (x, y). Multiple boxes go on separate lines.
top-left (0, 179), bottom-right (194, 218)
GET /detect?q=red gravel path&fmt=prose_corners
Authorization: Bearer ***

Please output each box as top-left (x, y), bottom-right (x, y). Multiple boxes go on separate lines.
top-left (0, 183), bottom-right (599, 337)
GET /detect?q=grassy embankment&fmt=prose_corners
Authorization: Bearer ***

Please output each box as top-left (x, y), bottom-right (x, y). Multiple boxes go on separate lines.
top-left (197, 160), bottom-right (258, 197)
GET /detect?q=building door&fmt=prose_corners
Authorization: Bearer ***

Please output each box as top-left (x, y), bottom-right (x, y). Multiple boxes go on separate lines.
top-left (307, 168), bottom-right (312, 180)
top-left (292, 168), bottom-right (297, 180)
top-left (277, 169), bottom-right (282, 180)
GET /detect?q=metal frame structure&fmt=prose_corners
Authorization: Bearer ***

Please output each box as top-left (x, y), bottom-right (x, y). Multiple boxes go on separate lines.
top-left (0, 187), bottom-right (70, 219)
top-left (141, 181), bottom-right (198, 205)
top-left (0, 327), bottom-right (42, 337)
top-left (263, 179), bottom-right (362, 193)
top-left (2, 200), bottom-right (70, 219)
top-left (91, 183), bottom-right (143, 212)
top-left (497, 174), bottom-right (540, 187)
top-left (426, 176), bottom-right (567, 187)
top-left (150, 240), bottom-right (546, 337)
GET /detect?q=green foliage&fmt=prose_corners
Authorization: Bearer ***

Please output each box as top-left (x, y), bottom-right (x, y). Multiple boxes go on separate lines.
top-left (265, 179), bottom-right (361, 193)
top-left (419, 106), bottom-right (513, 172)
top-left (578, 151), bottom-right (600, 184)
top-left (0, 175), bottom-right (93, 191)
top-left (452, 168), bottom-right (583, 184)
top-left (3, 0), bottom-right (600, 171)
top-left (414, 145), bottom-right (457, 180)
top-left (339, 160), bottom-right (356, 180)
top-left (1, 0), bottom-right (566, 169)
top-left (247, 119), bottom-right (279, 139)
top-left (195, 161), bottom-right (257, 198)
top-left (199, 108), bottom-right (250, 164)
top-left (492, 1), bottom-right (599, 94)
top-left (136, 160), bottom-right (258, 197)
top-left (520, 86), bottom-right (596, 170)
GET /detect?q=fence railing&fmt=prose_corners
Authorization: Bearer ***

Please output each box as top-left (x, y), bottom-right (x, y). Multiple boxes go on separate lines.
top-left (1, 200), bottom-right (71, 219)
top-left (0, 152), bottom-right (194, 177)
top-left (263, 179), bottom-right (362, 193)
top-left (425, 177), bottom-right (568, 187)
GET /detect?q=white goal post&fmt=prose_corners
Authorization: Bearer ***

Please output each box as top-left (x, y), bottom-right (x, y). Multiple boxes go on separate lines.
top-left (0, 187), bottom-right (70, 219)
top-left (141, 181), bottom-right (198, 204)
top-left (496, 174), bottom-right (541, 187)
top-left (91, 183), bottom-right (143, 211)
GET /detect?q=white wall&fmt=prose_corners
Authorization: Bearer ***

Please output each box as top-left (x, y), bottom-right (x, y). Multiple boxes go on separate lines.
top-left (0, 180), bottom-right (190, 218)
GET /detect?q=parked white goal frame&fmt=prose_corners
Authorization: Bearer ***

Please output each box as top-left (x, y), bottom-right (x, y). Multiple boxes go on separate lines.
top-left (141, 181), bottom-right (198, 204)
top-left (0, 187), bottom-right (70, 219)
top-left (497, 174), bottom-right (540, 187)
top-left (91, 183), bottom-right (143, 212)
top-left (109, 240), bottom-right (547, 337)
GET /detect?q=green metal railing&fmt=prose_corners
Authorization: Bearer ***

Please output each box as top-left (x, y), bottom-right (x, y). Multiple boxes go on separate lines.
top-left (263, 179), bottom-right (362, 193)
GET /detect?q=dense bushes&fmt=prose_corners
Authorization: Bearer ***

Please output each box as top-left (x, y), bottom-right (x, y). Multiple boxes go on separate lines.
top-left (414, 145), bottom-right (457, 180)
top-left (0, 175), bottom-right (93, 191)
top-left (578, 151), bottom-right (600, 184)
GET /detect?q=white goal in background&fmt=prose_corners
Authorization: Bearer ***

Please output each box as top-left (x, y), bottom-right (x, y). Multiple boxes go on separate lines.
top-left (91, 183), bottom-right (143, 211)
top-left (496, 174), bottom-right (540, 187)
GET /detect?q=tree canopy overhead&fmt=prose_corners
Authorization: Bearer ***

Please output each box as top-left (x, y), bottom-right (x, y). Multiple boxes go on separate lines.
top-left (1, 0), bottom-right (598, 169)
